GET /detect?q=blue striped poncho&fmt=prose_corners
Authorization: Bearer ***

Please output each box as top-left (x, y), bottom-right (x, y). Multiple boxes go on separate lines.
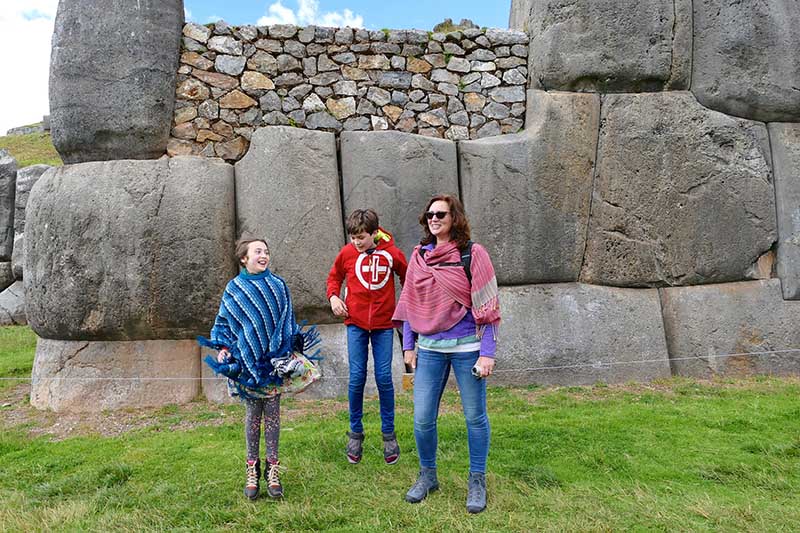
top-left (198, 268), bottom-right (320, 399)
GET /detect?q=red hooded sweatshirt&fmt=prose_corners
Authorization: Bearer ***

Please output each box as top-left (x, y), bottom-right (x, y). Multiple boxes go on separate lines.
top-left (326, 228), bottom-right (408, 331)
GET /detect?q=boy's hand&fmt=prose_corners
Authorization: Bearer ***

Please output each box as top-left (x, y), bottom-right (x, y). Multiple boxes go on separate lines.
top-left (217, 348), bottom-right (230, 363)
top-left (329, 295), bottom-right (348, 317)
top-left (403, 350), bottom-right (417, 369)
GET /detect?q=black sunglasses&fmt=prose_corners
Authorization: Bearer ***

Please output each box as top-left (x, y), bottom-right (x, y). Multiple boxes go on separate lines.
top-left (425, 211), bottom-right (449, 220)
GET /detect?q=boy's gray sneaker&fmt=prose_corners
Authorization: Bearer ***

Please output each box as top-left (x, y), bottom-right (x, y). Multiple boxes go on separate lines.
top-left (382, 431), bottom-right (400, 464)
top-left (466, 471), bottom-right (487, 514)
top-left (346, 431), bottom-right (364, 464)
top-left (405, 466), bottom-right (439, 503)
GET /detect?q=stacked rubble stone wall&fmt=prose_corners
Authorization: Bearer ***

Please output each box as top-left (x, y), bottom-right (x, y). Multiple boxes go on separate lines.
top-left (27, 0), bottom-right (800, 411)
top-left (168, 22), bottom-right (529, 161)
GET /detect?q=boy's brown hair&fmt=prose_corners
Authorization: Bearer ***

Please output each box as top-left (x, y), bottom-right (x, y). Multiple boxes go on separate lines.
top-left (235, 236), bottom-right (269, 264)
top-left (345, 208), bottom-right (379, 235)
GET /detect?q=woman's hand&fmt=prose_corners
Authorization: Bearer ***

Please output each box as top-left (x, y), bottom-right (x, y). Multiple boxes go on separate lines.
top-left (474, 356), bottom-right (495, 378)
top-left (217, 348), bottom-right (230, 363)
top-left (404, 350), bottom-right (417, 370)
top-left (329, 295), bottom-right (348, 317)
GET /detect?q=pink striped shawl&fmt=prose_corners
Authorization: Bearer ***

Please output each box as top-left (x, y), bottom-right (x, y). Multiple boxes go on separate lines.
top-left (392, 241), bottom-right (501, 336)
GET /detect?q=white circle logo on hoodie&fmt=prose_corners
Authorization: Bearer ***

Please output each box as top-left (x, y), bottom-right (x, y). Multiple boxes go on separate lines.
top-left (355, 250), bottom-right (394, 290)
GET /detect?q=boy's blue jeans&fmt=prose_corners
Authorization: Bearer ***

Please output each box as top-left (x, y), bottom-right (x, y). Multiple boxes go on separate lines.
top-left (413, 348), bottom-right (490, 473)
top-left (346, 325), bottom-right (395, 434)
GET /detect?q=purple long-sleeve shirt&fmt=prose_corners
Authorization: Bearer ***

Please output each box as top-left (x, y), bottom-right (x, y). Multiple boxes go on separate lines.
top-left (402, 313), bottom-right (496, 357)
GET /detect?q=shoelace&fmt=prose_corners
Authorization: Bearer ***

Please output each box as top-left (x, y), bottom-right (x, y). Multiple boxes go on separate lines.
top-left (246, 463), bottom-right (259, 487)
top-left (267, 463), bottom-right (286, 487)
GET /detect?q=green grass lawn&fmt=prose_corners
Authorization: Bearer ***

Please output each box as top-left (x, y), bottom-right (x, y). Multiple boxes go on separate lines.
top-left (1, 326), bottom-right (798, 532)
top-left (0, 131), bottom-right (62, 168)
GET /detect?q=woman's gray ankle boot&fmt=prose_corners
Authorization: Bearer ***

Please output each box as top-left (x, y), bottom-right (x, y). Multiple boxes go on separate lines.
top-left (405, 466), bottom-right (439, 503)
top-left (466, 471), bottom-right (487, 513)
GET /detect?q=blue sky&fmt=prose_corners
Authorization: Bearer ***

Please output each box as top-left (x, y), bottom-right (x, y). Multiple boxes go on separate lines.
top-left (185, 0), bottom-right (512, 32)
top-left (0, 1), bottom-right (513, 136)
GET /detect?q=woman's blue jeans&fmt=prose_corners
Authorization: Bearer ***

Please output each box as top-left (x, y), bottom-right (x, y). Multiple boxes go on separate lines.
top-left (413, 348), bottom-right (490, 473)
top-left (347, 325), bottom-right (395, 434)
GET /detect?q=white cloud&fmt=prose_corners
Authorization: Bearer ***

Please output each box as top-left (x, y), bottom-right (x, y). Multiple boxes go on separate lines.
top-left (257, 0), bottom-right (364, 28)
top-left (184, 7), bottom-right (193, 21)
top-left (0, 1), bottom-right (58, 136)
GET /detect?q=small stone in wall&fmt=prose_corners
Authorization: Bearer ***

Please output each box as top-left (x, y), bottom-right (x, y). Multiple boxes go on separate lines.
top-left (302, 93), bottom-right (326, 113)
top-left (215, 136), bottom-right (248, 160)
top-left (183, 23), bottom-right (212, 44)
top-left (174, 106), bottom-right (198, 124)
top-left (371, 116), bottom-right (389, 130)
top-left (476, 121), bottom-right (501, 138)
top-left (215, 55), bottom-right (247, 76)
top-left (306, 111), bottom-right (343, 131)
top-left (242, 71), bottom-right (275, 91)
top-left (193, 70), bottom-right (239, 90)
top-left (167, 138), bottom-right (194, 156)
top-left (326, 97), bottom-right (356, 119)
top-left (219, 90), bottom-right (257, 109)
top-left (177, 78), bottom-right (210, 100)
top-left (181, 51), bottom-right (214, 70)
top-left (445, 125), bottom-right (469, 140)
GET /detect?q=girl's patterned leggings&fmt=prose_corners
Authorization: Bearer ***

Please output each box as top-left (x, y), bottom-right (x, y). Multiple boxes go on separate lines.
top-left (244, 395), bottom-right (281, 463)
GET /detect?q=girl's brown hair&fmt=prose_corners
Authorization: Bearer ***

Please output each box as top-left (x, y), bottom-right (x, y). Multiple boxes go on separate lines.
top-left (418, 194), bottom-right (471, 250)
top-left (235, 237), bottom-right (269, 265)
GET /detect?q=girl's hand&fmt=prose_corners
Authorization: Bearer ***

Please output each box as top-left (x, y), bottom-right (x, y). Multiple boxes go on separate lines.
top-left (217, 348), bottom-right (230, 363)
top-left (329, 295), bottom-right (348, 317)
top-left (404, 350), bottom-right (417, 369)
top-left (475, 356), bottom-right (495, 378)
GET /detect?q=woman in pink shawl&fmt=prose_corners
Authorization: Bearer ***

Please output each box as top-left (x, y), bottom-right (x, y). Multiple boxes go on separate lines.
top-left (393, 194), bottom-right (500, 514)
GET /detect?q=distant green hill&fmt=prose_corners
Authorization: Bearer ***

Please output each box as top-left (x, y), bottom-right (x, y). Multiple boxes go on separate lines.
top-left (0, 129), bottom-right (62, 168)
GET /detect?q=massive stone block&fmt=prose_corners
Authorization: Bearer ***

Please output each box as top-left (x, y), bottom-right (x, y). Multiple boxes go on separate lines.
top-left (520, 0), bottom-right (691, 92)
top-left (661, 280), bottom-right (800, 378)
top-left (0, 150), bottom-right (16, 260)
top-left (14, 164), bottom-right (50, 236)
top-left (25, 157), bottom-right (236, 340)
top-left (769, 123), bottom-right (800, 300)
top-left (692, 0), bottom-right (800, 123)
top-left (0, 281), bottom-right (25, 326)
top-left (498, 284), bottom-right (670, 386)
top-left (461, 90), bottom-right (598, 284)
top-left (49, 0), bottom-right (183, 163)
top-left (341, 131), bottom-right (458, 257)
top-left (0, 262), bottom-right (13, 293)
top-left (508, 0), bottom-right (529, 31)
top-left (235, 127), bottom-right (344, 323)
top-left (581, 92), bottom-right (776, 287)
top-left (31, 338), bottom-right (200, 412)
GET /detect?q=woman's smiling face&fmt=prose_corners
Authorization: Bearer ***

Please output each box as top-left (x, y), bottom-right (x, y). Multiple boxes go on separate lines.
top-left (427, 199), bottom-right (452, 243)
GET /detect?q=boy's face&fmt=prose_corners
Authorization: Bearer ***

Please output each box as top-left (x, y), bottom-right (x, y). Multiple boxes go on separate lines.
top-left (350, 230), bottom-right (377, 253)
top-left (241, 241), bottom-right (270, 274)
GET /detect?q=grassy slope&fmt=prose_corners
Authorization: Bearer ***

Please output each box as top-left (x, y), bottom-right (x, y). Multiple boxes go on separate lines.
top-left (0, 131), bottom-right (62, 168)
top-left (0, 327), bottom-right (798, 532)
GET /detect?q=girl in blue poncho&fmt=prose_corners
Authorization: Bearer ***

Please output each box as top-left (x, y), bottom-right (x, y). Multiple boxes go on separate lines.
top-left (199, 237), bottom-right (318, 501)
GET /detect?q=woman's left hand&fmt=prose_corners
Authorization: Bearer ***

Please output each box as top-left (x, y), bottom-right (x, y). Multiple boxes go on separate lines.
top-left (475, 356), bottom-right (495, 378)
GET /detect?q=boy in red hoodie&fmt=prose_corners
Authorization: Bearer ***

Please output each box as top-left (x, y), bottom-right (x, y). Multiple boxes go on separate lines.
top-left (327, 208), bottom-right (408, 465)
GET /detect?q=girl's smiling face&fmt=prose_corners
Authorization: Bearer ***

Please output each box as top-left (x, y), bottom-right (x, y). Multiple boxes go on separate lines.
top-left (242, 241), bottom-right (270, 274)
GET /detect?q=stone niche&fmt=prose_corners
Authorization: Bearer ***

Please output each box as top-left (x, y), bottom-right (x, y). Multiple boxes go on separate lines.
top-left (25, 157), bottom-right (236, 340)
